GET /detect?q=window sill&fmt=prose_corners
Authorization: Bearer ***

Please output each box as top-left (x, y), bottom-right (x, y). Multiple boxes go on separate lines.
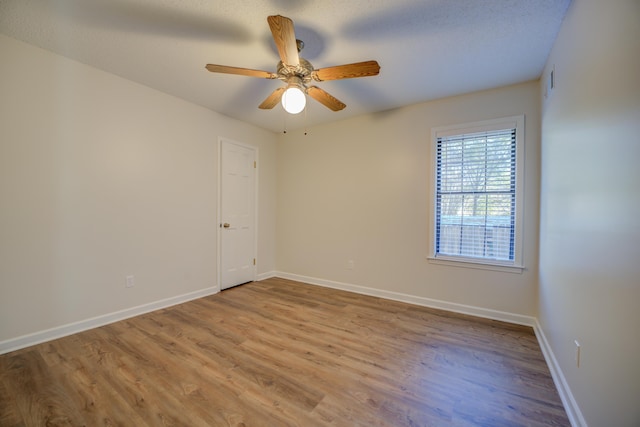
top-left (427, 255), bottom-right (524, 274)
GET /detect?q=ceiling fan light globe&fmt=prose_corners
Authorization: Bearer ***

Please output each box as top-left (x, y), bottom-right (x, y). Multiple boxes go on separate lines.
top-left (281, 86), bottom-right (306, 114)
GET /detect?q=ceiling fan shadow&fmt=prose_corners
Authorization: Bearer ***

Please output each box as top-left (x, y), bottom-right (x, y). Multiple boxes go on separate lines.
top-left (268, 0), bottom-right (313, 10)
top-left (219, 75), bottom-right (280, 115)
top-left (54, 0), bottom-right (251, 43)
top-left (341, 0), bottom-right (468, 41)
top-left (329, 78), bottom-right (395, 111)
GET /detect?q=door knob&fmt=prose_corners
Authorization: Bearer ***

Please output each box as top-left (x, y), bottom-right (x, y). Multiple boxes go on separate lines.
top-left (223, 223), bottom-right (230, 228)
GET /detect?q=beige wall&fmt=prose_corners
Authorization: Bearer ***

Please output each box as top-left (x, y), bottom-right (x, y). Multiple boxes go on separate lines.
top-left (5, 2), bottom-right (640, 422)
top-left (538, 0), bottom-right (640, 425)
top-left (0, 35), bottom-right (277, 343)
top-left (277, 81), bottom-right (541, 316)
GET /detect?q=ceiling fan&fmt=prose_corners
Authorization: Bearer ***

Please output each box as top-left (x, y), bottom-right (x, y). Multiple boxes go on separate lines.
top-left (205, 15), bottom-right (380, 114)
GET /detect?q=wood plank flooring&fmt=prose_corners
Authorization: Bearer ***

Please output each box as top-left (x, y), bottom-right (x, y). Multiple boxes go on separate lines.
top-left (0, 278), bottom-right (570, 426)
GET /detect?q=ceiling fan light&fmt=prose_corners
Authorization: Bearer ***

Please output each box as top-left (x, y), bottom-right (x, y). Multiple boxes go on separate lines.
top-left (281, 86), bottom-right (306, 114)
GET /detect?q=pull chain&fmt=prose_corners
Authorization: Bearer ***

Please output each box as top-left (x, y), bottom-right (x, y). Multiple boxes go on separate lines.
top-left (283, 107), bottom-right (287, 134)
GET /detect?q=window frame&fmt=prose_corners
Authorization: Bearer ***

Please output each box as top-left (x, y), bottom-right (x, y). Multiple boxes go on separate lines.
top-left (428, 115), bottom-right (525, 273)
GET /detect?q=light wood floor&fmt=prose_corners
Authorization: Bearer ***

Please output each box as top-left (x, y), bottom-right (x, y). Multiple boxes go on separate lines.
top-left (0, 278), bottom-right (570, 426)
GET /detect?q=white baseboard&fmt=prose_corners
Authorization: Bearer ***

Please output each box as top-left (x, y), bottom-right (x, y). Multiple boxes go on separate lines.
top-left (0, 285), bottom-right (220, 355)
top-left (2, 271), bottom-right (585, 427)
top-left (255, 270), bottom-right (277, 281)
top-left (533, 320), bottom-right (588, 427)
top-left (274, 271), bottom-right (536, 326)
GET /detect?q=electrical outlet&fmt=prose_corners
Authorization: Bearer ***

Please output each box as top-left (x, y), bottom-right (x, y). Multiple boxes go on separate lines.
top-left (574, 340), bottom-right (581, 367)
top-left (125, 275), bottom-right (135, 288)
top-left (347, 260), bottom-right (355, 270)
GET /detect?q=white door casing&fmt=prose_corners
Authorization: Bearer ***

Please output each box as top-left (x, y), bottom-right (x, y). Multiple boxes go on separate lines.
top-left (219, 139), bottom-right (256, 290)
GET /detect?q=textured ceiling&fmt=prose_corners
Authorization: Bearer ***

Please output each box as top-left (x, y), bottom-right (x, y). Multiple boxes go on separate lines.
top-left (0, 0), bottom-right (571, 132)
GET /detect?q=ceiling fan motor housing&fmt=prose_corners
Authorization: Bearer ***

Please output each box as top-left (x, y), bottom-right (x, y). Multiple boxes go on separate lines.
top-left (277, 57), bottom-right (314, 86)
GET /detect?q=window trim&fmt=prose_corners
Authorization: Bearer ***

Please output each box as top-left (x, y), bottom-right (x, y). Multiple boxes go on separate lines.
top-left (427, 115), bottom-right (525, 273)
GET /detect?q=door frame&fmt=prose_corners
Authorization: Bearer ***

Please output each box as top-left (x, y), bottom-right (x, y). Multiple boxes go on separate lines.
top-left (216, 137), bottom-right (259, 291)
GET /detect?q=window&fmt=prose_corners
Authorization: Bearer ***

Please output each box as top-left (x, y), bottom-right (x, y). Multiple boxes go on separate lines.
top-left (429, 116), bottom-right (524, 271)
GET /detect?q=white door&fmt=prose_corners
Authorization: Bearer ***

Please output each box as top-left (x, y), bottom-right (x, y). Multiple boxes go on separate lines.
top-left (219, 139), bottom-right (256, 290)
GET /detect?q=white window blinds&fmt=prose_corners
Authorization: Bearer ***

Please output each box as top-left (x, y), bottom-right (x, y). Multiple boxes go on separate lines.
top-left (435, 127), bottom-right (516, 261)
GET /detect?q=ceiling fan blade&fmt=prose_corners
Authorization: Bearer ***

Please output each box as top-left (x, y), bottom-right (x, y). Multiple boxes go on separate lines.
top-left (313, 60), bottom-right (380, 81)
top-left (307, 86), bottom-right (346, 111)
top-left (205, 64), bottom-right (276, 79)
top-left (259, 87), bottom-right (286, 109)
top-left (267, 15), bottom-right (300, 68)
